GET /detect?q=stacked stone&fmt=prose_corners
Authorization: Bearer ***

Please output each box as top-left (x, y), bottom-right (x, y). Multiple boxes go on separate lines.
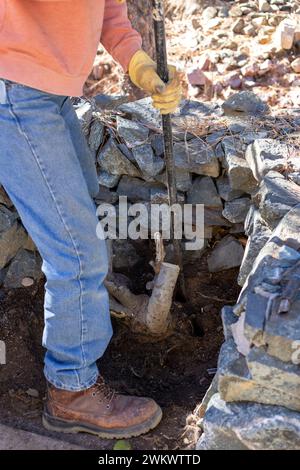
top-left (197, 116), bottom-right (300, 449)
top-left (1, 90), bottom-right (299, 295)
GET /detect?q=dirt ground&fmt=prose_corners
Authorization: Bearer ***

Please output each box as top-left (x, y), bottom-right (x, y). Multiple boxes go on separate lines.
top-left (0, 248), bottom-right (240, 450)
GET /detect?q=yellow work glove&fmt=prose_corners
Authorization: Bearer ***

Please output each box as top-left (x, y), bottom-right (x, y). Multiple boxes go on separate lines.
top-left (128, 50), bottom-right (182, 115)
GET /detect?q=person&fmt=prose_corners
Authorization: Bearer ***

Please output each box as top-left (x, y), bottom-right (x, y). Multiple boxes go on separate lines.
top-left (0, 0), bottom-right (181, 438)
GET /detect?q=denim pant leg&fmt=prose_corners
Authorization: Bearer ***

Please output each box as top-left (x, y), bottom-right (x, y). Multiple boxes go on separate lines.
top-left (0, 82), bottom-right (112, 391)
top-left (60, 98), bottom-right (99, 198)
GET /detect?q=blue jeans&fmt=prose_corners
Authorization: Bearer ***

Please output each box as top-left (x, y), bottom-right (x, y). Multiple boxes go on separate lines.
top-left (0, 80), bottom-right (112, 391)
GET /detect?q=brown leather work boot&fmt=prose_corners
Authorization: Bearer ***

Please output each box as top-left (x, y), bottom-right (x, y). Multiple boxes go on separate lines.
top-left (43, 377), bottom-right (162, 439)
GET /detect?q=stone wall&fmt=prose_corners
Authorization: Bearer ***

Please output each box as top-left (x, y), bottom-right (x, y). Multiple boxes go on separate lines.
top-left (0, 92), bottom-right (299, 449)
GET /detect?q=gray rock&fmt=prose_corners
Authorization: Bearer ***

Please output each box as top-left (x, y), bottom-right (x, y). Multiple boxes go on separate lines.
top-left (187, 177), bottom-right (222, 209)
top-left (222, 137), bottom-right (258, 193)
top-left (218, 339), bottom-right (300, 412)
top-left (241, 238), bottom-right (300, 362)
top-left (117, 176), bottom-right (167, 203)
top-left (173, 140), bottom-right (220, 177)
top-left (112, 240), bottom-right (142, 271)
top-left (117, 176), bottom-right (150, 202)
top-left (150, 134), bottom-right (164, 156)
top-left (97, 137), bottom-right (140, 177)
top-left (205, 130), bottom-right (227, 146)
top-left (0, 223), bottom-right (28, 269)
top-left (118, 97), bottom-right (161, 129)
top-left (75, 101), bottom-right (93, 135)
top-left (222, 91), bottom-right (269, 117)
top-left (238, 209), bottom-right (272, 285)
top-left (253, 171), bottom-right (300, 228)
top-left (88, 118), bottom-right (104, 152)
top-left (241, 131), bottom-right (269, 145)
top-left (221, 306), bottom-right (238, 340)
top-left (155, 169), bottom-right (192, 192)
top-left (98, 171), bottom-right (120, 189)
top-left (0, 206), bottom-right (18, 232)
top-left (245, 139), bottom-right (299, 181)
top-left (208, 235), bottom-right (244, 272)
top-left (94, 94), bottom-right (129, 111)
top-left (132, 144), bottom-right (165, 178)
top-left (0, 187), bottom-right (13, 208)
top-left (216, 175), bottom-right (245, 201)
top-left (247, 347), bottom-right (300, 399)
top-left (117, 116), bottom-right (149, 148)
top-left (4, 249), bottom-right (42, 288)
top-left (94, 186), bottom-right (118, 204)
top-left (197, 394), bottom-right (300, 450)
top-left (117, 143), bottom-right (135, 163)
top-left (150, 187), bottom-right (185, 204)
top-left (229, 223), bottom-right (245, 233)
top-left (222, 197), bottom-right (251, 223)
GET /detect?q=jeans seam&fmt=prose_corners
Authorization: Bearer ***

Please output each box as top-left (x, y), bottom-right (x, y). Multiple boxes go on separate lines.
top-left (45, 367), bottom-right (98, 392)
top-left (6, 93), bottom-right (87, 378)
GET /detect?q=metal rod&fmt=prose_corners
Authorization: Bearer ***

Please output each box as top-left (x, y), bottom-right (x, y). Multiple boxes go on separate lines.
top-left (152, 0), bottom-right (186, 300)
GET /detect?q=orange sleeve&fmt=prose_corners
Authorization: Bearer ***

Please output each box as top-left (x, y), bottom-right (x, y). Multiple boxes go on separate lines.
top-left (100, 0), bottom-right (142, 72)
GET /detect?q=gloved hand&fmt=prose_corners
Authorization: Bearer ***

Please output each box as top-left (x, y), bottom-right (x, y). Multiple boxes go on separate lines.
top-left (128, 50), bottom-right (182, 115)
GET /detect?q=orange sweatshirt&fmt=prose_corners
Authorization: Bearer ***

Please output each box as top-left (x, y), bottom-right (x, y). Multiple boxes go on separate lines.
top-left (0, 0), bottom-right (142, 96)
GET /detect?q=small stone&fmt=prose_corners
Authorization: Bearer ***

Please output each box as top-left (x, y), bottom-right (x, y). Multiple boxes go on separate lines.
top-left (187, 177), bottom-right (222, 209)
top-left (222, 197), bottom-right (251, 224)
top-left (243, 24), bottom-right (257, 36)
top-left (218, 6), bottom-right (229, 17)
top-left (259, 0), bottom-right (271, 12)
top-left (132, 144), bottom-right (165, 178)
top-left (26, 388), bottom-right (39, 398)
top-left (21, 277), bottom-right (34, 287)
top-left (202, 6), bottom-right (218, 21)
top-left (208, 235), bottom-right (244, 273)
top-left (276, 19), bottom-right (296, 50)
top-left (97, 137), bottom-right (140, 177)
top-left (98, 171), bottom-right (120, 189)
top-left (229, 5), bottom-right (243, 17)
top-left (233, 18), bottom-right (245, 34)
top-left (116, 116), bottom-right (149, 148)
top-left (222, 92), bottom-right (269, 117)
top-left (291, 58), bottom-right (300, 73)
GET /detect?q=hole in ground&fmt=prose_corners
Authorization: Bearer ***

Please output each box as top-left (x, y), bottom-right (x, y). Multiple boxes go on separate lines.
top-left (0, 249), bottom-right (240, 450)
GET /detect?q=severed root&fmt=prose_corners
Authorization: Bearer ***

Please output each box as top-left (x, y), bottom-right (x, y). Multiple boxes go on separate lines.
top-left (105, 234), bottom-right (180, 337)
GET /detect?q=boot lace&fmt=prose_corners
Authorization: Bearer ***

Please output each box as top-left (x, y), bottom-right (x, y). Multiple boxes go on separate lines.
top-left (92, 377), bottom-right (116, 408)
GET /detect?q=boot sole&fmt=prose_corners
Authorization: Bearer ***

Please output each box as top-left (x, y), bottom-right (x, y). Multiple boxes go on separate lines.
top-left (42, 407), bottom-right (163, 439)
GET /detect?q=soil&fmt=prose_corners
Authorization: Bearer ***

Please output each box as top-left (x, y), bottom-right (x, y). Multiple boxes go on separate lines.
top-left (0, 249), bottom-right (240, 450)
